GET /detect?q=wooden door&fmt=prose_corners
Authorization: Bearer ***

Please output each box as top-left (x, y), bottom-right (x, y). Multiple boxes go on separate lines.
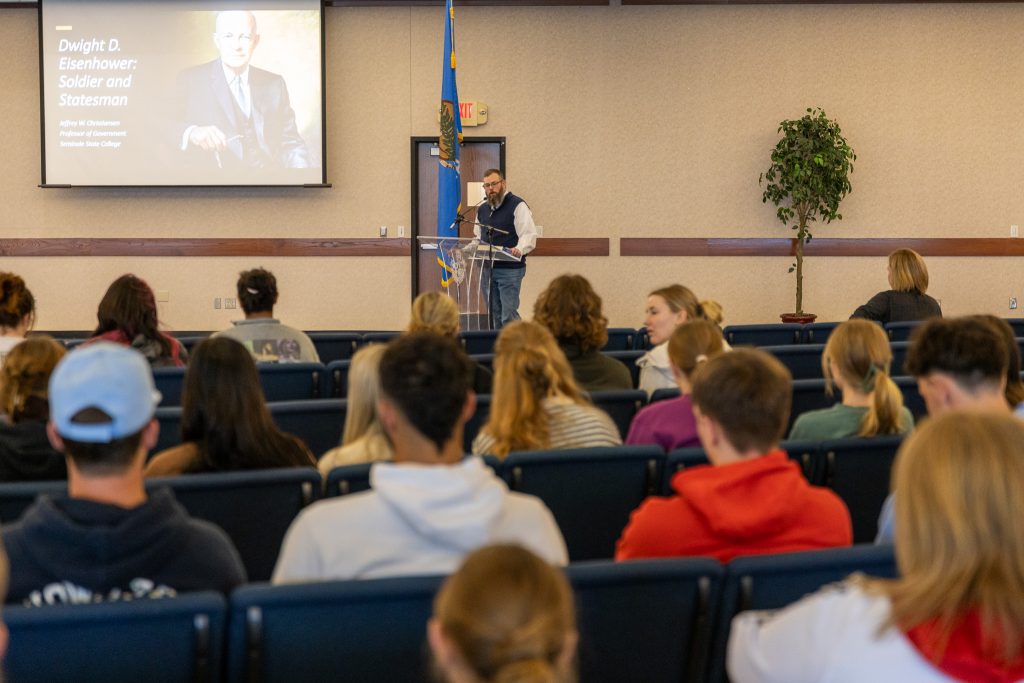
top-left (411, 137), bottom-right (504, 297)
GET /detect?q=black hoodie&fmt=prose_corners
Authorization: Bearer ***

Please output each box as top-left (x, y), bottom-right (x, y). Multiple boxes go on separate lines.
top-left (3, 488), bottom-right (246, 606)
top-left (0, 420), bottom-right (67, 483)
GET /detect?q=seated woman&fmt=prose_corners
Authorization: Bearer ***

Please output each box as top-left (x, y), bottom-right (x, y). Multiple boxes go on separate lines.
top-left (0, 272), bottom-right (35, 366)
top-left (0, 336), bottom-right (67, 481)
top-left (86, 274), bottom-right (187, 367)
top-left (850, 248), bottom-right (942, 323)
top-left (429, 544), bottom-right (578, 683)
top-left (407, 291), bottom-right (491, 394)
top-left (145, 337), bottom-right (314, 476)
top-left (729, 411), bottom-right (1024, 682)
top-left (471, 321), bottom-right (621, 458)
top-left (637, 284), bottom-right (723, 396)
top-left (533, 274), bottom-right (632, 392)
top-left (789, 319), bottom-right (913, 440)
top-left (626, 320), bottom-right (725, 451)
top-left (317, 344), bottom-right (392, 474)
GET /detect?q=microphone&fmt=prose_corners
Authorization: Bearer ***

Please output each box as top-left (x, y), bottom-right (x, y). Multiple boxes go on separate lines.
top-left (456, 196), bottom-right (487, 224)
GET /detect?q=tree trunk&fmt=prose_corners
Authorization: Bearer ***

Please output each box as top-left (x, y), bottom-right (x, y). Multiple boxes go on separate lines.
top-left (794, 205), bottom-right (809, 315)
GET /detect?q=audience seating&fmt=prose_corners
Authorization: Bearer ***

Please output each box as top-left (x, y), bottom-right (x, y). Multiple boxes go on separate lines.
top-left (604, 327), bottom-right (638, 351)
top-left (1005, 318), bottom-right (1024, 338)
top-left (360, 331), bottom-right (400, 346)
top-left (661, 443), bottom-right (816, 495)
top-left (801, 321), bottom-right (839, 344)
top-left (227, 574), bottom-right (443, 683)
top-left (724, 323), bottom-right (802, 347)
top-left (269, 399), bottom-right (346, 458)
top-left (0, 480), bottom-right (66, 523)
top-left (153, 366), bottom-right (187, 406)
top-left (569, 557), bottom-right (723, 683)
top-left (324, 462), bottom-right (373, 497)
top-left (649, 386), bottom-right (681, 404)
top-left (146, 469), bottom-right (320, 582)
top-left (307, 331), bottom-right (361, 363)
top-left (788, 379), bottom-right (835, 432)
top-left (632, 328), bottom-right (651, 350)
top-left (460, 329), bottom-right (498, 354)
top-left (819, 435), bottom-right (904, 543)
top-left (706, 544), bottom-right (898, 683)
top-left (883, 320), bottom-right (921, 341)
top-left (5, 592), bottom-right (226, 683)
top-left (590, 389), bottom-right (646, 438)
top-left (468, 352), bottom-right (494, 374)
top-left (325, 359), bottom-right (350, 398)
top-left (761, 343), bottom-right (826, 380)
top-left (890, 340), bottom-right (911, 376)
top-left (153, 406), bottom-right (184, 454)
top-left (502, 446), bottom-right (664, 561)
top-left (893, 375), bottom-right (927, 419)
top-left (462, 393), bottom-right (491, 452)
top-left (258, 362), bottom-right (324, 402)
top-left (605, 350), bottom-right (644, 388)
top-left (176, 335), bottom-right (210, 355)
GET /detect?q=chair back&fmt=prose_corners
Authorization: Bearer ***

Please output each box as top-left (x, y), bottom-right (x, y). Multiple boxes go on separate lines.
top-left (463, 394), bottom-right (492, 453)
top-left (324, 462), bottom-right (374, 497)
top-left (269, 399), bottom-right (346, 459)
top-left (603, 327), bottom-right (637, 351)
top-left (884, 321), bottom-right (922, 342)
top-left (724, 324), bottom-right (802, 347)
top-left (153, 366), bottom-right (187, 406)
top-left (762, 344), bottom-right (825, 380)
top-left (605, 350), bottom-right (644, 389)
top-left (802, 321), bottom-right (839, 344)
top-left (307, 332), bottom-right (360, 363)
top-left (258, 363), bottom-right (324, 402)
top-left (153, 405), bottom-right (184, 454)
top-left (789, 379), bottom-right (835, 433)
top-left (326, 359), bottom-right (350, 398)
top-left (820, 435), bottom-right (904, 543)
top-left (590, 389), bottom-right (647, 438)
top-left (460, 329), bottom-right (499, 354)
top-left (0, 480), bottom-right (67, 524)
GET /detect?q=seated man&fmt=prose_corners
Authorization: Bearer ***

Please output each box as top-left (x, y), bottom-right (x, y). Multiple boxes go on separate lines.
top-left (876, 315), bottom-right (1011, 543)
top-left (3, 343), bottom-right (246, 606)
top-left (216, 268), bottom-right (319, 363)
top-left (273, 332), bottom-right (567, 582)
top-left (615, 348), bottom-right (852, 562)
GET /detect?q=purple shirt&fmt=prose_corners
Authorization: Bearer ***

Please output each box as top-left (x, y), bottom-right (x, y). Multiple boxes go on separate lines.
top-left (625, 394), bottom-right (700, 452)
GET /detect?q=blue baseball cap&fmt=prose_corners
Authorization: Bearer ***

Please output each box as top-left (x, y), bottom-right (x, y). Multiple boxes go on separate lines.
top-left (49, 343), bottom-right (162, 443)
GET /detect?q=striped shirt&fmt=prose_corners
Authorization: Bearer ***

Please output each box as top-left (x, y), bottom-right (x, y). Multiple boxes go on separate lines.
top-left (471, 398), bottom-right (622, 456)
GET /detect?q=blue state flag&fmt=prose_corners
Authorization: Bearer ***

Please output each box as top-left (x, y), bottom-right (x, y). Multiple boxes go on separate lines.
top-left (437, 0), bottom-right (463, 288)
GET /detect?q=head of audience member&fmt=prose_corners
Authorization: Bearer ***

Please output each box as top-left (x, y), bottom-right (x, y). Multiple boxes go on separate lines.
top-left (0, 336), bottom-right (65, 424)
top-left (0, 273), bottom-right (35, 338)
top-left (485, 322), bottom-right (587, 458)
top-left (181, 337), bottom-right (312, 471)
top-left (823, 319), bottom-right (906, 436)
top-left (429, 544), bottom-right (578, 683)
top-left (214, 10), bottom-right (259, 74)
top-left (905, 317), bottom-right (1009, 416)
top-left (408, 292), bottom-right (461, 339)
top-left (644, 285), bottom-right (722, 347)
top-left (887, 248), bottom-right (930, 295)
top-left (93, 273), bottom-right (172, 348)
top-left (482, 169), bottom-right (506, 209)
top-left (882, 411), bottom-right (1024, 671)
top-left (533, 274), bottom-right (609, 355)
top-left (666, 320), bottom-right (725, 394)
top-left (690, 348), bottom-right (791, 464)
top-left (47, 344), bottom-right (161, 501)
top-left (237, 268), bottom-right (278, 320)
top-left (378, 332), bottom-right (474, 464)
top-left (340, 343), bottom-right (388, 448)
top-left (972, 315), bottom-right (1024, 410)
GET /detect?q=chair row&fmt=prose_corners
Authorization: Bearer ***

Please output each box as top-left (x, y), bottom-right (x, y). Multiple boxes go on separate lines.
top-left (2, 544), bottom-right (897, 683)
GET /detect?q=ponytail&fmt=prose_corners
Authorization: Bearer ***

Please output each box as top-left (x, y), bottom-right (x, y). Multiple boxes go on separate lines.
top-left (860, 367), bottom-right (904, 436)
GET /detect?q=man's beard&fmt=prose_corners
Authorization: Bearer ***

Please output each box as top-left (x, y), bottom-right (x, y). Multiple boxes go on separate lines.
top-left (487, 192), bottom-right (502, 209)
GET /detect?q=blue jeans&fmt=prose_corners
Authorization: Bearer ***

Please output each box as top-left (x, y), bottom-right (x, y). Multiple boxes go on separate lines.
top-left (489, 266), bottom-right (525, 329)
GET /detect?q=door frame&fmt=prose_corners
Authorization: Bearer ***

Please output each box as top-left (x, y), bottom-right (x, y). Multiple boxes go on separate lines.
top-left (410, 136), bottom-right (506, 299)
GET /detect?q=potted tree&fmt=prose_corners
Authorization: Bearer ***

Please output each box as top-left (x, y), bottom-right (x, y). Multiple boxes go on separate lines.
top-left (760, 107), bottom-right (856, 324)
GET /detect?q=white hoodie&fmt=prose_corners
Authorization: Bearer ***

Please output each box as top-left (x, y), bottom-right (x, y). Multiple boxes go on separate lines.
top-left (272, 457), bottom-right (568, 583)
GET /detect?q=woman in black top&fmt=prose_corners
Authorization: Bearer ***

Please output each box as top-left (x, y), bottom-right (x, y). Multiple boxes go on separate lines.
top-left (851, 248), bottom-right (942, 323)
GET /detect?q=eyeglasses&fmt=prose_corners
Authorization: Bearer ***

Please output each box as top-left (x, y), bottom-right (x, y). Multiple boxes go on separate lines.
top-left (482, 180), bottom-right (503, 189)
top-left (218, 32), bottom-right (255, 44)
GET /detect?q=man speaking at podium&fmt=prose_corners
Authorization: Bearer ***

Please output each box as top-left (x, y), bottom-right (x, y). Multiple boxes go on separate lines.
top-left (474, 169), bottom-right (538, 329)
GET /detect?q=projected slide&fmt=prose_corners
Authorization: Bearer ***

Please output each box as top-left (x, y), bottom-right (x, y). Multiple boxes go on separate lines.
top-left (40, 0), bottom-right (324, 186)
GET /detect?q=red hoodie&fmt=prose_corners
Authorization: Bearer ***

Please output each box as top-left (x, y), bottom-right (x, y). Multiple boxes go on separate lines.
top-left (906, 612), bottom-right (1024, 683)
top-left (615, 450), bottom-right (852, 562)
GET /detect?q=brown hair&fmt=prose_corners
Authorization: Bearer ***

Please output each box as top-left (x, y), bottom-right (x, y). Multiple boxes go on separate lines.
top-left (0, 273), bottom-right (35, 331)
top-left (0, 336), bottom-right (65, 423)
top-left (93, 274), bottom-right (173, 358)
top-left (533, 274), bottom-right (608, 354)
top-left (823, 320), bottom-right (906, 436)
top-left (972, 315), bottom-right (1024, 409)
top-left (871, 412), bottom-right (1024, 666)
top-left (647, 284), bottom-right (722, 324)
top-left (690, 348), bottom-right (791, 453)
top-left (888, 249), bottom-right (929, 294)
top-left (905, 317), bottom-right (1007, 392)
top-left (181, 337), bottom-right (314, 471)
top-left (666, 320), bottom-right (725, 379)
top-left (408, 292), bottom-right (460, 339)
top-left (237, 268), bottom-right (279, 316)
top-left (481, 322), bottom-right (587, 458)
top-left (433, 545), bottom-right (576, 683)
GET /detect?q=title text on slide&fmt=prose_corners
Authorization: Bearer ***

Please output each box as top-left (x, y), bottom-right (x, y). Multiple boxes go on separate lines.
top-left (56, 36), bottom-right (135, 107)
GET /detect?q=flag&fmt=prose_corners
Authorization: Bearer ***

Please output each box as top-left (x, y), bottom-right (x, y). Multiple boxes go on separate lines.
top-left (436, 0), bottom-right (463, 288)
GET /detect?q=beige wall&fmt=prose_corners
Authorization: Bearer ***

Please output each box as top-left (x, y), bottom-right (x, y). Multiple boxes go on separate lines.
top-left (3, 4), bottom-right (1024, 331)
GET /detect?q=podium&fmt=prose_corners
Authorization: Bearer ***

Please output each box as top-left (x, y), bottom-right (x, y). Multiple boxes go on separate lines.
top-left (417, 236), bottom-right (521, 331)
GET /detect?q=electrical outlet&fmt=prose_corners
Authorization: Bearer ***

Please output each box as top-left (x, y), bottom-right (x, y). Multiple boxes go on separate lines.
top-left (225, 298), bottom-right (237, 310)
top-left (379, 225), bottom-right (387, 237)
top-left (1011, 297), bottom-right (1018, 310)
top-left (214, 297), bottom-right (222, 310)
top-left (397, 225), bottom-right (405, 237)
top-left (536, 225), bottom-right (544, 237)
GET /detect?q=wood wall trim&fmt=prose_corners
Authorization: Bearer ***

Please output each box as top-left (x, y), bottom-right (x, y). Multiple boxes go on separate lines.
top-left (0, 237), bottom-right (608, 257)
top-left (620, 237), bottom-right (1024, 257)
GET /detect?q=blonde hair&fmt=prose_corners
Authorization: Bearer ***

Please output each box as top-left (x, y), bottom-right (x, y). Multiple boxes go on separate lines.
top-left (0, 336), bottom-right (65, 423)
top-left (648, 284), bottom-right (722, 325)
top-left (481, 322), bottom-right (587, 458)
top-left (871, 412), bottom-right (1024, 666)
top-left (409, 292), bottom-right (460, 339)
top-left (434, 545), bottom-right (576, 683)
top-left (823, 320), bottom-right (905, 436)
top-left (341, 344), bottom-right (388, 446)
top-left (888, 249), bottom-right (929, 294)
top-left (667, 320), bottom-right (725, 379)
